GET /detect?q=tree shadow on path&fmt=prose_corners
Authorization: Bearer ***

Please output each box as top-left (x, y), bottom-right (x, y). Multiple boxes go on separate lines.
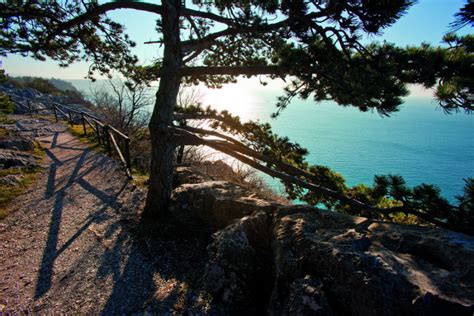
top-left (34, 132), bottom-right (124, 299)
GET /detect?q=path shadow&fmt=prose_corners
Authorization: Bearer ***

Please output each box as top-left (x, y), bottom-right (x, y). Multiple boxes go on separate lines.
top-left (35, 133), bottom-right (210, 313)
top-left (95, 215), bottom-right (211, 314)
top-left (51, 132), bottom-right (58, 149)
top-left (35, 133), bottom-right (132, 299)
top-left (35, 149), bottom-right (89, 298)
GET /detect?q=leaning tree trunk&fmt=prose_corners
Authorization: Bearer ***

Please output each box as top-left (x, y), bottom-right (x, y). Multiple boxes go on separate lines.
top-left (143, 0), bottom-right (182, 221)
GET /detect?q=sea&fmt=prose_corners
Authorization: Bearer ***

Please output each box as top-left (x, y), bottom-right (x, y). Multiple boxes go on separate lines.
top-left (68, 78), bottom-right (474, 202)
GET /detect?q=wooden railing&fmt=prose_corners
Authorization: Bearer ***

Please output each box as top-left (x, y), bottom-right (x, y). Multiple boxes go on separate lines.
top-left (8, 94), bottom-right (133, 179)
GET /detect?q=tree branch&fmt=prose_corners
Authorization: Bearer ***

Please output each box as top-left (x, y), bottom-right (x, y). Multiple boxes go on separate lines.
top-left (181, 12), bottom-right (325, 52)
top-left (183, 8), bottom-right (236, 26)
top-left (179, 65), bottom-right (284, 76)
top-left (53, 1), bottom-right (164, 33)
top-left (172, 126), bottom-right (462, 233)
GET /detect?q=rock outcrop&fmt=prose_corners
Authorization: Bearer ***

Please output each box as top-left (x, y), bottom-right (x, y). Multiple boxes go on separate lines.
top-left (269, 205), bottom-right (474, 315)
top-left (203, 211), bottom-right (273, 314)
top-left (169, 173), bottom-right (474, 315)
top-left (170, 180), bottom-right (277, 232)
top-left (0, 134), bottom-right (35, 151)
top-left (0, 119), bottom-right (44, 170)
top-left (0, 84), bottom-right (96, 119)
top-left (0, 149), bottom-right (39, 169)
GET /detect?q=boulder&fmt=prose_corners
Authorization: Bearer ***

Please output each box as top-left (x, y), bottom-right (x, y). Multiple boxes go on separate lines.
top-left (269, 205), bottom-right (474, 315)
top-left (169, 180), bottom-right (277, 232)
top-left (0, 135), bottom-right (35, 151)
top-left (0, 149), bottom-right (40, 169)
top-left (16, 88), bottom-right (42, 99)
top-left (173, 166), bottom-right (213, 188)
top-left (203, 211), bottom-right (273, 314)
top-left (194, 160), bottom-right (236, 180)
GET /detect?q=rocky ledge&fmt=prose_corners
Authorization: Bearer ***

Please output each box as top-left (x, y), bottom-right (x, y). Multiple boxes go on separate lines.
top-left (171, 166), bottom-right (474, 315)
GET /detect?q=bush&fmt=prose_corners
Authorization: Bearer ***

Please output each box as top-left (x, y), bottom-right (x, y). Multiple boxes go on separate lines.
top-left (0, 92), bottom-right (14, 114)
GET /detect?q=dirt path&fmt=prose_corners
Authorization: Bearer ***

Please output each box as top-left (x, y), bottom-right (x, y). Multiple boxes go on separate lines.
top-left (0, 118), bottom-right (209, 314)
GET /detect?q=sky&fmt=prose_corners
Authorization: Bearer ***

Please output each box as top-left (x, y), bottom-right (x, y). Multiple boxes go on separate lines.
top-left (1, 0), bottom-right (470, 80)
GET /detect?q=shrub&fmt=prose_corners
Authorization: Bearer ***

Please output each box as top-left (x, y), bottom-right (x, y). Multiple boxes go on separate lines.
top-left (0, 92), bottom-right (14, 114)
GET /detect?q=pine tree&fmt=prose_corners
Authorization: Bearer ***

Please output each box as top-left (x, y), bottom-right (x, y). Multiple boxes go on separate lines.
top-left (1, 1), bottom-right (472, 225)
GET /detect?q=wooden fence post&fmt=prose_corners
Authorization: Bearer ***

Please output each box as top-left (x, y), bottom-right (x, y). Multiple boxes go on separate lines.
top-left (81, 113), bottom-right (87, 136)
top-left (94, 121), bottom-right (102, 144)
top-left (53, 105), bottom-right (58, 122)
top-left (68, 109), bottom-right (73, 126)
top-left (27, 100), bottom-right (33, 117)
top-left (104, 125), bottom-right (112, 156)
top-left (124, 137), bottom-right (132, 174)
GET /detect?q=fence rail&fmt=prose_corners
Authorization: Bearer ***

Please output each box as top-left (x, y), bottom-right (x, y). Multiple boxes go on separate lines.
top-left (7, 94), bottom-right (133, 179)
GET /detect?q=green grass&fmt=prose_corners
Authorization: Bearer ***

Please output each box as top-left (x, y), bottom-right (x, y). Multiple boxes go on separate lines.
top-left (67, 123), bottom-right (105, 152)
top-left (131, 173), bottom-right (149, 187)
top-left (0, 167), bottom-right (43, 219)
top-left (0, 141), bottom-right (45, 220)
top-left (0, 127), bottom-right (7, 138)
top-left (0, 114), bottom-right (16, 125)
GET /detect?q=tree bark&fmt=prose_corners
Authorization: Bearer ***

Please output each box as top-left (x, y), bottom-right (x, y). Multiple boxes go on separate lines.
top-left (143, 0), bottom-right (182, 221)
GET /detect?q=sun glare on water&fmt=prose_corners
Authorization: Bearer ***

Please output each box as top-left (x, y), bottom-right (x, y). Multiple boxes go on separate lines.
top-left (201, 82), bottom-right (260, 121)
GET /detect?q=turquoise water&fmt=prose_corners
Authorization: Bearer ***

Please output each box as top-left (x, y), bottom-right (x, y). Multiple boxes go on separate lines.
top-left (202, 83), bottom-right (474, 202)
top-left (69, 79), bottom-right (474, 201)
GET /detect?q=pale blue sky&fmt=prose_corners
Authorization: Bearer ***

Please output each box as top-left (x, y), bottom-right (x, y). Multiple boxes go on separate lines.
top-left (1, 0), bottom-right (470, 79)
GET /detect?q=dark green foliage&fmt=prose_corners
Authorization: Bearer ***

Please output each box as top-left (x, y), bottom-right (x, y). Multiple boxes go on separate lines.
top-left (450, 0), bottom-right (474, 32)
top-left (8, 76), bottom-right (59, 94)
top-left (0, 69), bottom-right (7, 84)
top-left (0, 70), bottom-right (14, 114)
top-left (454, 178), bottom-right (474, 232)
top-left (0, 93), bottom-right (14, 114)
top-left (0, 70), bottom-right (13, 114)
top-left (273, 38), bottom-right (473, 116)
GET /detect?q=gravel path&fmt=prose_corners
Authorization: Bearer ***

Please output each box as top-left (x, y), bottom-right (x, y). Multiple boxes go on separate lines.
top-left (0, 117), bottom-right (210, 314)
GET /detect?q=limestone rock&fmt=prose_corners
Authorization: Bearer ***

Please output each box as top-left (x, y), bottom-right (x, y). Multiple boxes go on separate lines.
top-left (169, 180), bottom-right (277, 232)
top-left (0, 135), bottom-right (35, 151)
top-left (0, 174), bottom-right (23, 186)
top-left (173, 166), bottom-right (213, 188)
top-left (269, 205), bottom-right (474, 315)
top-left (282, 275), bottom-right (333, 315)
top-left (203, 211), bottom-right (272, 314)
top-left (0, 149), bottom-right (39, 169)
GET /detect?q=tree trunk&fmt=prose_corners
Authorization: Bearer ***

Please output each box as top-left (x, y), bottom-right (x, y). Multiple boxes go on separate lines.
top-left (143, 0), bottom-right (182, 221)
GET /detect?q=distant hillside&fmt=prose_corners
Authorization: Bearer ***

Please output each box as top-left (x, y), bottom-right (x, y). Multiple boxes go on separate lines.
top-left (9, 76), bottom-right (79, 93)
top-left (48, 78), bottom-right (79, 92)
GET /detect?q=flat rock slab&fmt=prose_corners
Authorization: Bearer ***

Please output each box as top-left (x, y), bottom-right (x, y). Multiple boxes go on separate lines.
top-left (14, 117), bottom-right (67, 137)
top-left (170, 180), bottom-right (278, 232)
top-left (269, 205), bottom-right (474, 315)
top-left (0, 149), bottom-right (39, 169)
